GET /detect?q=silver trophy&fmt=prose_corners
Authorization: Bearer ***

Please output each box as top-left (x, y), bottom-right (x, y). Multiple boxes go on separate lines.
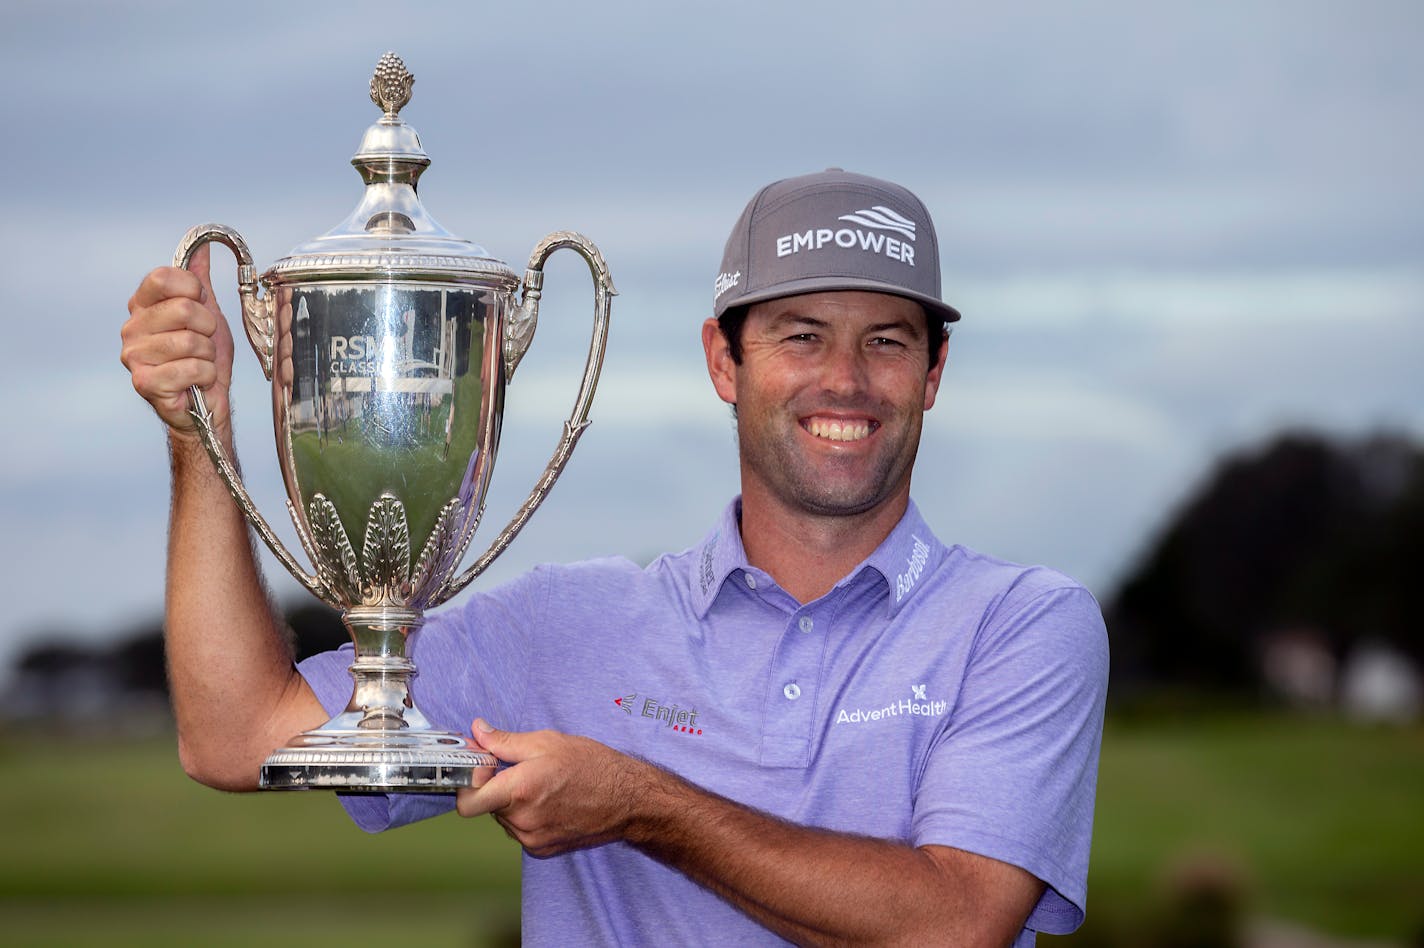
top-left (174, 53), bottom-right (613, 792)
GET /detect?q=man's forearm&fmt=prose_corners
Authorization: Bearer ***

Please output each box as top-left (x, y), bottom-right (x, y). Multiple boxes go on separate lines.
top-left (164, 430), bottom-right (318, 790)
top-left (461, 725), bottom-right (1042, 944)
top-left (625, 763), bottom-right (1040, 947)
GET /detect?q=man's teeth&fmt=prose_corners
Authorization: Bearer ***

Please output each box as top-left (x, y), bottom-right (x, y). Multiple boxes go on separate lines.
top-left (808, 418), bottom-right (871, 442)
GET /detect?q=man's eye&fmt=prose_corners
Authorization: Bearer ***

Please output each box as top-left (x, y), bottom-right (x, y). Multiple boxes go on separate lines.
top-left (786, 333), bottom-right (818, 343)
top-left (870, 336), bottom-right (906, 347)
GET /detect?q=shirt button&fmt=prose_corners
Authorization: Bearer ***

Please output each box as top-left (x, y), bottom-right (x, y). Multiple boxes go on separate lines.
top-left (783, 683), bottom-right (801, 700)
top-left (798, 616), bottom-right (814, 633)
top-left (744, 573), bottom-right (758, 590)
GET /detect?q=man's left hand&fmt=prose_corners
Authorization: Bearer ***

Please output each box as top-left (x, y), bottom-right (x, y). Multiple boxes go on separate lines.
top-left (456, 720), bottom-right (649, 857)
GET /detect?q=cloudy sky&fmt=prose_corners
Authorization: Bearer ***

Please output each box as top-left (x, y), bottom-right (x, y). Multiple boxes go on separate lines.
top-left (2, 1), bottom-right (1420, 669)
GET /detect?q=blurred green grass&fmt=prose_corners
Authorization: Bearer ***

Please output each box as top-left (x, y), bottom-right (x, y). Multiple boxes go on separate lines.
top-left (0, 734), bottom-right (521, 946)
top-left (1057, 714), bottom-right (1424, 944)
top-left (2, 713), bottom-right (1420, 945)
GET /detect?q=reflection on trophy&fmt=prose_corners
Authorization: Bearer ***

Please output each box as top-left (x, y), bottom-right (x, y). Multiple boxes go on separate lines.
top-left (175, 52), bottom-right (614, 792)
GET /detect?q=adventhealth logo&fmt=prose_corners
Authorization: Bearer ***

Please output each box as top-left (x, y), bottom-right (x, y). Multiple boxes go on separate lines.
top-left (835, 684), bottom-right (947, 725)
top-left (775, 205), bottom-right (918, 265)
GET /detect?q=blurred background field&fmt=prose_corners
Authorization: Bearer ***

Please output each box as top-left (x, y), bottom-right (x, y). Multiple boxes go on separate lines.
top-left (0, 734), bottom-right (522, 947)
top-left (1068, 715), bottom-right (1424, 945)
top-left (2, 711), bottom-right (1419, 947)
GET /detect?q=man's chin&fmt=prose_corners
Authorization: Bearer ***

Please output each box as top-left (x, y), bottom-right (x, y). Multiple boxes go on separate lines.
top-left (789, 484), bottom-right (899, 519)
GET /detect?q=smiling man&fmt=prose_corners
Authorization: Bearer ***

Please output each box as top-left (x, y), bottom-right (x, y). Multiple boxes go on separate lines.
top-left (705, 290), bottom-right (941, 602)
top-left (122, 169), bottom-right (1108, 946)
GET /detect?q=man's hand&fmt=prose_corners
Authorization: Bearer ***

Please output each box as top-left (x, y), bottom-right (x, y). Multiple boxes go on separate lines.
top-left (456, 720), bottom-right (648, 857)
top-left (120, 243), bottom-right (235, 438)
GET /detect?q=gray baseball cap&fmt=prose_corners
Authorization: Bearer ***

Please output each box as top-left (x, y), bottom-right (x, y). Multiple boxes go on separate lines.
top-left (713, 168), bottom-right (961, 323)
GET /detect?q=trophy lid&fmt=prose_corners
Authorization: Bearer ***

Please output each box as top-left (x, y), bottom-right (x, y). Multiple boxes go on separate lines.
top-left (267, 52), bottom-right (518, 287)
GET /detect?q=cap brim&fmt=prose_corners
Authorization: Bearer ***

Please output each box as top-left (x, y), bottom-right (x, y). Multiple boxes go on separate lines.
top-left (715, 275), bottom-right (961, 323)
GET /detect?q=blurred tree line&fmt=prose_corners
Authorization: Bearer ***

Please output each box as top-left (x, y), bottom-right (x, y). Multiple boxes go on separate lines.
top-left (7, 604), bottom-right (348, 727)
top-left (6, 428), bottom-right (1423, 721)
top-left (1108, 429), bottom-right (1424, 708)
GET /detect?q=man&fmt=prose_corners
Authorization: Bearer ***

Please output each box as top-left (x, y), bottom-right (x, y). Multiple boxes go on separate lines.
top-left (122, 169), bottom-right (1108, 945)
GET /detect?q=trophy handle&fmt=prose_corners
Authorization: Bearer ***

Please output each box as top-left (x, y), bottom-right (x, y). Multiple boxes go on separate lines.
top-left (174, 223), bottom-right (276, 380)
top-left (433, 231), bottom-right (615, 605)
top-left (173, 224), bottom-right (328, 599)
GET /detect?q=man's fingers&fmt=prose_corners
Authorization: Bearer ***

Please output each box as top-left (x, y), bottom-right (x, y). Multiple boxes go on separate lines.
top-left (129, 265), bottom-right (205, 311)
top-left (456, 770), bottom-right (516, 818)
top-left (454, 721), bottom-right (546, 821)
top-left (125, 296), bottom-right (222, 339)
top-left (130, 357), bottom-right (220, 402)
top-left (122, 328), bottom-right (219, 371)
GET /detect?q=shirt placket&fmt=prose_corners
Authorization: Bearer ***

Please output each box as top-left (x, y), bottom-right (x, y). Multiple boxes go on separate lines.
top-left (760, 596), bottom-right (829, 768)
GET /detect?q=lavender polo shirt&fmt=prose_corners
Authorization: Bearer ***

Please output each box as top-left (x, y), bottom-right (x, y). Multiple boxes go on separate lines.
top-left (299, 499), bottom-right (1109, 945)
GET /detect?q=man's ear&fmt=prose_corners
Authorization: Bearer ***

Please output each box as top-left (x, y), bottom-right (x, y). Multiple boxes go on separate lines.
top-left (702, 318), bottom-right (738, 405)
top-left (923, 331), bottom-right (949, 411)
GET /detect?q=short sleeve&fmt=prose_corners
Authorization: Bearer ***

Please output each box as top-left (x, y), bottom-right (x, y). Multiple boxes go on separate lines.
top-left (912, 585), bottom-right (1109, 934)
top-left (296, 566), bottom-right (547, 832)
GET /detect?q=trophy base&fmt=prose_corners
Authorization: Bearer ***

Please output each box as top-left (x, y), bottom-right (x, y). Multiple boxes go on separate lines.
top-left (260, 728), bottom-right (497, 793)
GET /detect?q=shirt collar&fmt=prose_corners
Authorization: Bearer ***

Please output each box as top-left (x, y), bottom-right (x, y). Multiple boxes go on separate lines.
top-left (689, 498), bottom-right (752, 618)
top-left (852, 499), bottom-right (947, 616)
top-left (689, 498), bottom-right (946, 618)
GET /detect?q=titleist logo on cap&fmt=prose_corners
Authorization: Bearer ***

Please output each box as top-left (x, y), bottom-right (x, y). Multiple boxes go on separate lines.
top-left (714, 270), bottom-right (741, 300)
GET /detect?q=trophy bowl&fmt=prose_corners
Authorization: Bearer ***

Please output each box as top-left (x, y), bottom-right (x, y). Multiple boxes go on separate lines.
top-left (174, 53), bottom-right (613, 792)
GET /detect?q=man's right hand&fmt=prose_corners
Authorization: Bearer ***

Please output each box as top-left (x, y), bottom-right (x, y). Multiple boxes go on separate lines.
top-left (120, 243), bottom-right (236, 438)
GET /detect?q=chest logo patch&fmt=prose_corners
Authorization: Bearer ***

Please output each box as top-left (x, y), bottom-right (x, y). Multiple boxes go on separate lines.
top-left (615, 692), bottom-right (705, 735)
top-left (834, 683), bottom-right (947, 725)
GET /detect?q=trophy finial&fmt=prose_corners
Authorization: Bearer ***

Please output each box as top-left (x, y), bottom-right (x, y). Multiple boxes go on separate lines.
top-left (370, 52), bottom-right (414, 119)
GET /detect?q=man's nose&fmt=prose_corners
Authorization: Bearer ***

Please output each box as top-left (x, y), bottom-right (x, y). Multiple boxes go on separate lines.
top-left (821, 342), bottom-right (868, 395)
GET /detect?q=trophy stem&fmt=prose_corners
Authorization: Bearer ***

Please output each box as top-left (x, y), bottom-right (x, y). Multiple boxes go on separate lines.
top-left (259, 607), bottom-right (497, 792)
top-left (344, 607), bottom-right (423, 731)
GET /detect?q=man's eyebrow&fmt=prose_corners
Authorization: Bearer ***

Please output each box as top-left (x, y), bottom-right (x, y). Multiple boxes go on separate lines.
top-left (866, 318), bottom-right (925, 338)
top-left (765, 312), bottom-right (831, 331)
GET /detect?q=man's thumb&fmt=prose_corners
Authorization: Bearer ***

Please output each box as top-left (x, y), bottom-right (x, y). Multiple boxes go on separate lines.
top-left (188, 242), bottom-right (215, 306)
top-left (472, 718), bottom-right (510, 751)
top-left (471, 719), bottom-right (541, 765)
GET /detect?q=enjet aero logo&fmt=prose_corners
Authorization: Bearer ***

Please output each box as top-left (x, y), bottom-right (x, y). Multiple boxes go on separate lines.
top-left (834, 683), bottom-right (947, 726)
top-left (775, 205), bottom-right (918, 265)
top-left (615, 692), bottom-right (705, 736)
